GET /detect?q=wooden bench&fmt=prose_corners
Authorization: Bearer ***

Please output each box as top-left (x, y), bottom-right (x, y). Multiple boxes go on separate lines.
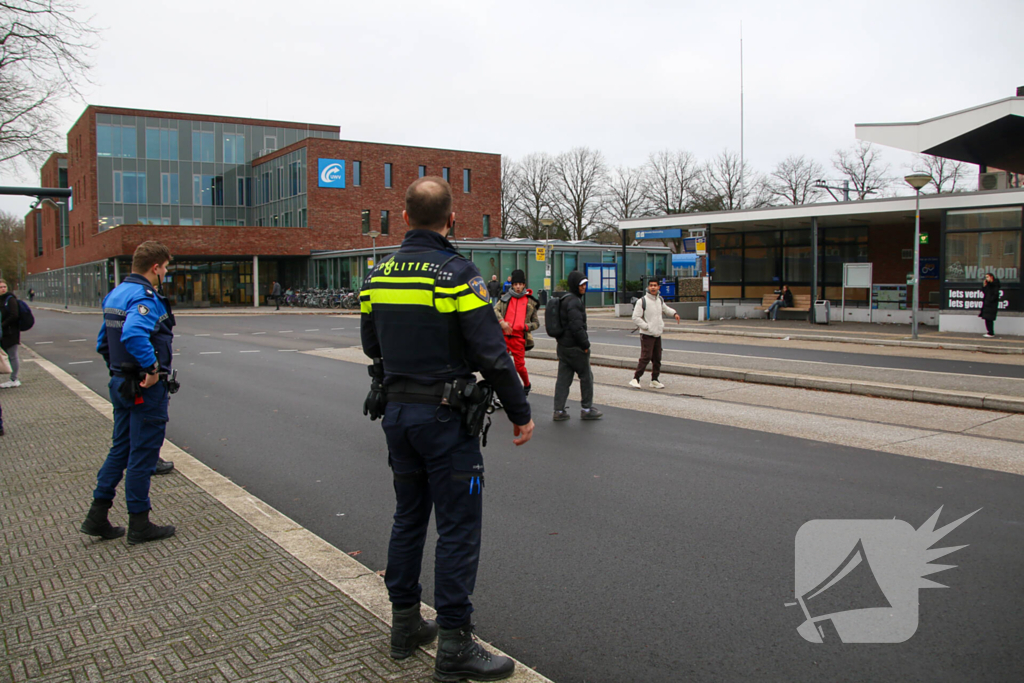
top-left (758, 293), bottom-right (812, 319)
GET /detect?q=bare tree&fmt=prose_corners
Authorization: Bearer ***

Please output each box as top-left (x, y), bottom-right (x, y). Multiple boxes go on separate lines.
top-left (513, 152), bottom-right (556, 240)
top-left (605, 164), bottom-right (651, 223)
top-left (0, 209), bottom-right (26, 287)
top-left (831, 141), bottom-right (891, 200)
top-left (697, 149), bottom-right (772, 211)
top-left (768, 154), bottom-right (825, 205)
top-left (0, 1), bottom-right (97, 170)
top-left (551, 146), bottom-right (608, 241)
top-left (499, 156), bottom-right (522, 239)
top-left (909, 154), bottom-right (973, 194)
top-left (643, 149), bottom-right (698, 215)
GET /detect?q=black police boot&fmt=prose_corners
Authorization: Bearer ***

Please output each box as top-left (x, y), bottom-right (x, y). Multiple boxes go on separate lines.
top-left (80, 498), bottom-right (126, 540)
top-left (390, 603), bottom-right (438, 659)
top-left (154, 458), bottom-right (174, 475)
top-left (127, 510), bottom-right (176, 545)
top-left (434, 622), bottom-right (514, 682)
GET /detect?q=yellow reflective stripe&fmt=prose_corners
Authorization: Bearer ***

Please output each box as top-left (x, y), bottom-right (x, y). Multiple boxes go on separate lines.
top-left (360, 300), bottom-right (372, 313)
top-left (458, 294), bottom-right (490, 312)
top-left (369, 289), bottom-right (434, 306)
top-left (370, 276), bottom-right (435, 285)
top-left (435, 298), bottom-right (458, 313)
top-left (435, 284), bottom-right (470, 296)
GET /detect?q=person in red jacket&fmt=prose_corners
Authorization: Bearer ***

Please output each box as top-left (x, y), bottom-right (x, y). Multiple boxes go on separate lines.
top-left (494, 269), bottom-right (539, 395)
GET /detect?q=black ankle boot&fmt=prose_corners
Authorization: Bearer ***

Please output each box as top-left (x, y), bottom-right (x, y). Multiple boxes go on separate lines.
top-left (434, 622), bottom-right (514, 682)
top-left (127, 509), bottom-right (176, 545)
top-left (80, 498), bottom-right (125, 539)
top-left (390, 603), bottom-right (438, 659)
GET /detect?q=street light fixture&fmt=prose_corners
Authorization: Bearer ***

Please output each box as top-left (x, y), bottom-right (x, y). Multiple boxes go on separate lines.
top-left (368, 230), bottom-right (381, 270)
top-left (903, 173), bottom-right (932, 339)
top-left (38, 199), bottom-right (68, 309)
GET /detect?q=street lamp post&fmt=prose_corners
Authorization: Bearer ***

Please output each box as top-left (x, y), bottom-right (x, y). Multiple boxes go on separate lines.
top-left (39, 199), bottom-right (68, 308)
top-left (368, 230), bottom-right (381, 270)
top-left (903, 174), bottom-right (932, 339)
top-left (539, 217), bottom-right (554, 294)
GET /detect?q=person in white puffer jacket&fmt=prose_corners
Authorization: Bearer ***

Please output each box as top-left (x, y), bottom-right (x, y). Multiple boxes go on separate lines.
top-left (629, 279), bottom-right (680, 389)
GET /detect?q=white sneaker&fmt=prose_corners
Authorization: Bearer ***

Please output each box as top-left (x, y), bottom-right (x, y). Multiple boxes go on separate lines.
top-left (984, 334), bottom-right (995, 338)
top-left (1, 380), bottom-right (19, 388)
top-left (628, 378), bottom-right (641, 389)
top-left (650, 380), bottom-right (665, 389)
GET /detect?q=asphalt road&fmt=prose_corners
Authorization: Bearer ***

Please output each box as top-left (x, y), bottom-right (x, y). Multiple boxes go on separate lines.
top-left (24, 310), bottom-right (1024, 682)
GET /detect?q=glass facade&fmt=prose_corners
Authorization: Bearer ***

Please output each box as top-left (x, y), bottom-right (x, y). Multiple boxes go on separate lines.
top-left (945, 207), bottom-right (1021, 285)
top-left (95, 113), bottom-right (334, 230)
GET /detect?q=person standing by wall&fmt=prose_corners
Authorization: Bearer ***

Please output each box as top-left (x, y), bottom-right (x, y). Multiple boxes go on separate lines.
top-left (980, 273), bottom-right (1001, 338)
top-left (271, 280), bottom-right (282, 311)
top-left (486, 274), bottom-right (502, 304)
top-left (553, 270), bottom-right (602, 421)
top-left (0, 279), bottom-right (22, 389)
top-left (629, 279), bottom-right (680, 389)
top-left (495, 269), bottom-right (539, 396)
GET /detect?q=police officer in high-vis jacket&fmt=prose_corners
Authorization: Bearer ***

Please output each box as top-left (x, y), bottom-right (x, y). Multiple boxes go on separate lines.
top-left (361, 177), bottom-right (534, 682)
top-left (80, 241), bottom-right (177, 546)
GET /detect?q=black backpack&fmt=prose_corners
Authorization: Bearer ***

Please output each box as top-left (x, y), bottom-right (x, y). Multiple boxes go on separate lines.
top-left (545, 295), bottom-right (565, 338)
top-left (17, 299), bottom-right (34, 331)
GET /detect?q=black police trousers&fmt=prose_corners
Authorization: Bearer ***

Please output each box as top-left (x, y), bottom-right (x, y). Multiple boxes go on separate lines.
top-left (381, 402), bottom-right (485, 629)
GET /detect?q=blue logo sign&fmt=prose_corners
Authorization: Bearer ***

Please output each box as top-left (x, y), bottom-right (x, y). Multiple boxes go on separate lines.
top-left (919, 257), bottom-right (939, 280)
top-left (318, 159), bottom-right (345, 188)
top-left (635, 228), bottom-right (682, 240)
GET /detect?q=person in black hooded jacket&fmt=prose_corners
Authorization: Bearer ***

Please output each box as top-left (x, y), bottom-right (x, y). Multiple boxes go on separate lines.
top-left (553, 270), bottom-right (602, 421)
top-left (979, 273), bottom-right (1001, 337)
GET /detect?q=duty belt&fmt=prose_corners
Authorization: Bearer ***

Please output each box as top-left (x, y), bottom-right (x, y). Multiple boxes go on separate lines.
top-left (386, 379), bottom-right (448, 405)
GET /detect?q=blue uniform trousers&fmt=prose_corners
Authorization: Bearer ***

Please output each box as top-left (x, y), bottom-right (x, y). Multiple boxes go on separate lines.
top-left (93, 377), bottom-right (169, 514)
top-left (382, 402), bottom-right (485, 629)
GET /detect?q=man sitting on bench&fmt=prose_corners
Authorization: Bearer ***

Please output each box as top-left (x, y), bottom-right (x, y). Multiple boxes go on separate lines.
top-left (767, 285), bottom-right (793, 320)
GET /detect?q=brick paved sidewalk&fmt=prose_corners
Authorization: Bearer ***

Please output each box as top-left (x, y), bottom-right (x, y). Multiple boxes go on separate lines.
top-left (0, 361), bottom-right (435, 683)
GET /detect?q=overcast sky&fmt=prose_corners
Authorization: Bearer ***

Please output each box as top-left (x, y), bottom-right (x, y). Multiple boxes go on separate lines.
top-left (2, 0), bottom-right (1022, 217)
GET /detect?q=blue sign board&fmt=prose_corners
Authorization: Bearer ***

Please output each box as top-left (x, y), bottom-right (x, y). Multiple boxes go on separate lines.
top-left (919, 257), bottom-right (939, 280)
top-left (318, 159), bottom-right (345, 188)
top-left (671, 253), bottom-right (698, 267)
top-left (635, 228), bottom-right (682, 240)
top-left (583, 263), bottom-right (617, 293)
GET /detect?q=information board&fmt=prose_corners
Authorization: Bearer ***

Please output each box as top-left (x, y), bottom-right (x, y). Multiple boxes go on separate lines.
top-left (872, 284), bottom-right (907, 310)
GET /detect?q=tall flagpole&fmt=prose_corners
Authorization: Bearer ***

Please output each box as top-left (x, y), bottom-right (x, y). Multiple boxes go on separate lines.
top-left (739, 21), bottom-right (744, 210)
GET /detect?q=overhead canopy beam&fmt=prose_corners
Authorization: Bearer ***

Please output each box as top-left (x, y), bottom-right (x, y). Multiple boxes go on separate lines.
top-left (0, 186), bottom-right (73, 199)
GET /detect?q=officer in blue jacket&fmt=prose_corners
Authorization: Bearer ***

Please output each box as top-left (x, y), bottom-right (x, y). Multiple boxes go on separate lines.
top-left (361, 177), bottom-right (534, 682)
top-left (80, 241), bottom-right (177, 545)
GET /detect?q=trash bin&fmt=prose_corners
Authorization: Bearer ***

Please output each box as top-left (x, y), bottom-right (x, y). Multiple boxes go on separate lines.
top-left (814, 300), bottom-right (830, 324)
top-left (539, 289), bottom-right (548, 306)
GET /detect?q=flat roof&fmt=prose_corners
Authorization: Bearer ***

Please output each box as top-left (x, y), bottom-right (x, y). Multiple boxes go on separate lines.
top-left (79, 105), bottom-right (340, 134)
top-left (618, 188), bottom-right (1024, 232)
top-left (856, 97), bottom-right (1024, 173)
top-left (312, 236), bottom-right (670, 259)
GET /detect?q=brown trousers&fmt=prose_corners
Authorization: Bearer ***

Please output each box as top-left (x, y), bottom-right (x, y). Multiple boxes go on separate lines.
top-left (634, 334), bottom-right (662, 381)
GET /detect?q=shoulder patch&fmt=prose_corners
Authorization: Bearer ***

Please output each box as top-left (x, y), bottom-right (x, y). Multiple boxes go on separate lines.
top-left (468, 276), bottom-right (489, 302)
top-left (137, 303), bottom-right (150, 316)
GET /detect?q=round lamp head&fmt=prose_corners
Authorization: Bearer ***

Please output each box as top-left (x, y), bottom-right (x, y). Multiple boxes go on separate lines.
top-left (368, 230), bottom-right (381, 238)
top-left (904, 173), bottom-right (932, 190)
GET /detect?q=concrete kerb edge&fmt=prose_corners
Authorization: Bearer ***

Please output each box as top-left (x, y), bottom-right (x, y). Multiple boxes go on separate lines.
top-left (664, 326), bottom-right (1024, 355)
top-left (28, 351), bottom-right (554, 683)
top-left (525, 348), bottom-right (1024, 414)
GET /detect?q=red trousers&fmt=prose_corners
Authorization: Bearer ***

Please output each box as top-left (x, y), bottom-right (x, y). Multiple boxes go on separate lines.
top-left (505, 334), bottom-right (529, 388)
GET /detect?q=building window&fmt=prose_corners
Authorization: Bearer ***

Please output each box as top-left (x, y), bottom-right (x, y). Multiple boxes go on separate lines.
top-left (237, 177), bottom-right (246, 207)
top-left (223, 133), bottom-right (245, 164)
top-left (114, 171), bottom-right (146, 204)
top-left (299, 208), bottom-right (307, 227)
top-left (261, 171), bottom-right (271, 204)
top-left (483, 214), bottom-right (490, 237)
top-left (384, 163), bottom-right (393, 188)
top-left (361, 209), bottom-right (370, 234)
top-left (463, 169), bottom-right (471, 193)
top-left (146, 128), bottom-right (178, 160)
top-left (263, 135), bottom-right (277, 153)
top-left (192, 131), bottom-right (215, 162)
top-left (442, 167), bottom-right (450, 182)
top-left (283, 211), bottom-right (292, 227)
top-left (418, 165), bottom-right (426, 178)
top-left (289, 160), bottom-right (302, 196)
top-left (161, 173), bottom-right (179, 205)
top-left (272, 214), bottom-right (279, 227)
top-left (381, 210), bottom-right (389, 235)
top-left (97, 124), bottom-right (137, 158)
top-left (193, 174), bottom-right (222, 206)
top-left (353, 161), bottom-right (361, 186)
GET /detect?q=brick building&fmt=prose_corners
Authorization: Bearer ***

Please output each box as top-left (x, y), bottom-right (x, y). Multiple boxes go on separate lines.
top-left (23, 105), bottom-right (500, 307)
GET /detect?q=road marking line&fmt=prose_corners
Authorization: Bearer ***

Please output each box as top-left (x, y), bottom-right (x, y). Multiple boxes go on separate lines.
top-left (239, 350), bottom-right (260, 353)
top-left (36, 341), bottom-right (53, 344)
top-left (278, 349), bottom-right (298, 352)
top-left (69, 339), bottom-right (87, 342)
top-left (68, 360), bottom-right (93, 365)
top-left (305, 329), bottom-right (319, 332)
top-left (224, 333), bottom-right (239, 336)
top-left (279, 330), bottom-right (293, 333)
top-left (331, 327), bottom-right (345, 330)
top-left (252, 332), bottom-right (266, 335)
top-left (195, 334), bottom-right (210, 337)
top-left (200, 351), bottom-right (221, 355)
top-left (314, 347), bottom-right (334, 351)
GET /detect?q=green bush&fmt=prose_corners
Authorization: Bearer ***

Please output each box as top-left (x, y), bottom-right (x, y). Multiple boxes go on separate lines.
top-left (556, 279), bottom-right (568, 292)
